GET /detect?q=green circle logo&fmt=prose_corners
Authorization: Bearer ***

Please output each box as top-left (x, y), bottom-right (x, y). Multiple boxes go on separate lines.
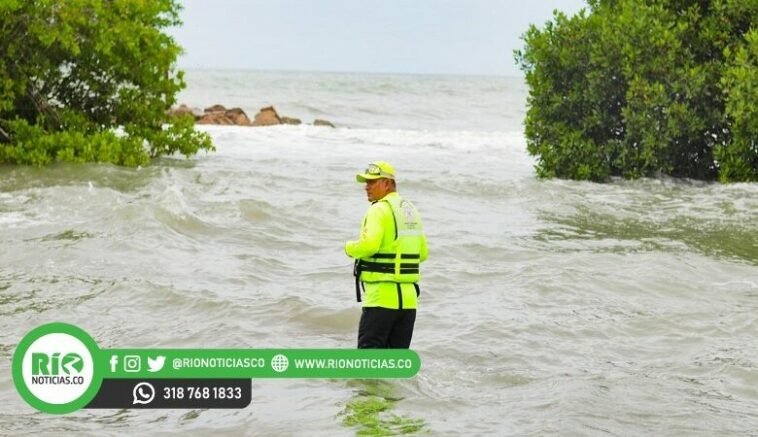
top-left (12, 323), bottom-right (103, 414)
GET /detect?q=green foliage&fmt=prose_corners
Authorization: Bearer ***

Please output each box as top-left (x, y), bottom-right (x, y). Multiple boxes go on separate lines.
top-left (719, 29), bottom-right (758, 182)
top-left (516, 0), bottom-right (758, 182)
top-left (339, 396), bottom-right (427, 436)
top-left (0, 0), bottom-right (213, 166)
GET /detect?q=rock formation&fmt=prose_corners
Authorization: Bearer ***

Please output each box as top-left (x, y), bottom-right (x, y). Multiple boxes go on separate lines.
top-left (313, 119), bottom-right (335, 128)
top-left (204, 104), bottom-right (227, 113)
top-left (168, 104), bottom-right (335, 128)
top-left (280, 116), bottom-right (302, 125)
top-left (225, 107), bottom-right (252, 126)
top-left (196, 112), bottom-right (234, 125)
top-left (252, 106), bottom-right (282, 126)
top-left (193, 105), bottom-right (252, 126)
top-left (167, 104), bottom-right (203, 119)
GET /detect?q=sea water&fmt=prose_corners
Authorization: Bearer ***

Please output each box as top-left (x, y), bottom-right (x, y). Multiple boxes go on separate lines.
top-left (1, 70), bottom-right (757, 436)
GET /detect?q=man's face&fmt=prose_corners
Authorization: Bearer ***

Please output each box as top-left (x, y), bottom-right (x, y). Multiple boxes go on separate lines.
top-left (365, 178), bottom-right (389, 202)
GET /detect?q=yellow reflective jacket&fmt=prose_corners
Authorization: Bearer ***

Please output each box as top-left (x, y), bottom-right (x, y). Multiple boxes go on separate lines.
top-left (345, 192), bottom-right (428, 309)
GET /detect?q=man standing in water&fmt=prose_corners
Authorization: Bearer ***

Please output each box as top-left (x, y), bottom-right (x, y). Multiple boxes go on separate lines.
top-left (345, 161), bottom-right (428, 348)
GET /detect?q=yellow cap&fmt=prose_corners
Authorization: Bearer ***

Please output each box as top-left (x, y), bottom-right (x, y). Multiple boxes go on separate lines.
top-left (356, 161), bottom-right (396, 183)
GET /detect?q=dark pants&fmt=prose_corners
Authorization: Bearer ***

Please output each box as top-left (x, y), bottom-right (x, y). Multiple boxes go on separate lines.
top-left (357, 307), bottom-right (416, 349)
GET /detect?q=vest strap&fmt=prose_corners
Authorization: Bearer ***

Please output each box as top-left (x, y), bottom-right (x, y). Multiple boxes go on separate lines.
top-left (353, 259), bottom-right (362, 302)
top-left (397, 283), bottom-right (403, 310)
top-left (357, 260), bottom-right (419, 274)
top-left (369, 253), bottom-right (420, 260)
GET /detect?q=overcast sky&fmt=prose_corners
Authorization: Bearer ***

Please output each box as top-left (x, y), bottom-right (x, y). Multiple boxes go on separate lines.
top-left (169, 0), bottom-right (587, 76)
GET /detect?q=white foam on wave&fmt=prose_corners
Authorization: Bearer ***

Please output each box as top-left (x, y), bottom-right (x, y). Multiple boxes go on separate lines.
top-left (194, 124), bottom-right (536, 180)
top-left (0, 211), bottom-right (31, 228)
top-left (197, 124), bottom-right (526, 150)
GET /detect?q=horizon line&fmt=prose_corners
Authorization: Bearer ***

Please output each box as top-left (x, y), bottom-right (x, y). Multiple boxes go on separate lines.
top-left (175, 66), bottom-right (525, 79)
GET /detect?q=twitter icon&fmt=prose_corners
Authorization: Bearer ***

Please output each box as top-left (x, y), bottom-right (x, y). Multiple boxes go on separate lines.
top-left (147, 355), bottom-right (166, 372)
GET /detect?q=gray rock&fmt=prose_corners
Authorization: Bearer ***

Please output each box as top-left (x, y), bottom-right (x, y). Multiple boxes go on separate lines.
top-left (204, 104), bottom-right (227, 113)
top-left (280, 116), bottom-right (302, 125)
top-left (313, 119), bottom-right (335, 128)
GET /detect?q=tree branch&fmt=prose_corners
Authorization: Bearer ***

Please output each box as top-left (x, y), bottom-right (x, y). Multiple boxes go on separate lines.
top-left (27, 86), bottom-right (62, 129)
top-left (0, 124), bottom-right (9, 143)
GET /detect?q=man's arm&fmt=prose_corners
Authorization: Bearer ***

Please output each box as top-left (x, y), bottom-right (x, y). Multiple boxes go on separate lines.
top-left (345, 204), bottom-right (385, 259)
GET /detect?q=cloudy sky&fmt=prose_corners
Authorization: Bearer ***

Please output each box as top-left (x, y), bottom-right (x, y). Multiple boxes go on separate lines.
top-left (169, 0), bottom-right (586, 76)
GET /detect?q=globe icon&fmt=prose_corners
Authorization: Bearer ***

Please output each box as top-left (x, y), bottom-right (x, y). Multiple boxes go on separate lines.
top-left (270, 354), bottom-right (289, 373)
